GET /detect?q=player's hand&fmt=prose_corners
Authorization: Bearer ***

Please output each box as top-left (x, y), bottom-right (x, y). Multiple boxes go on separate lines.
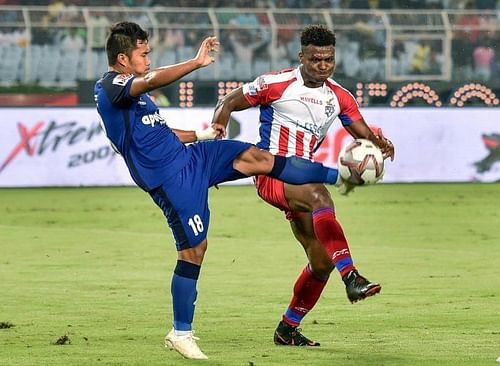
top-left (194, 36), bottom-right (219, 68)
top-left (375, 128), bottom-right (395, 161)
top-left (211, 123), bottom-right (226, 139)
top-left (195, 126), bottom-right (218, 141)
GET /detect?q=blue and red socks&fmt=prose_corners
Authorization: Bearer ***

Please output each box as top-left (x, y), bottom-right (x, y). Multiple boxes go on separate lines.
top-left (283, 265), bottom-right (328, 327)
top-left (270, 155), bottom-right (339, 185)
top-left (171, 260), bottom-right (200, 332)
top-left (283, 209), bottom-right (355, 327)
top-left (312, 207), bottom-right (354, 278)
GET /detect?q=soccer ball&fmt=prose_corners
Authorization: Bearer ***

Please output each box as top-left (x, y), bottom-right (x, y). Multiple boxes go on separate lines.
top-left (337, 139), bottom-right (384, 185)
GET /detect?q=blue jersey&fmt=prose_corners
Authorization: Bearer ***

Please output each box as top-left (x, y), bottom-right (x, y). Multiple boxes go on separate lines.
top-left (94, 71), bottom-right (189, 191)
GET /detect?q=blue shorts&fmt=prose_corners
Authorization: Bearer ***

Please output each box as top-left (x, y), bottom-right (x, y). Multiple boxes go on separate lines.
top-left (149, 140), bottom-right (252, 251)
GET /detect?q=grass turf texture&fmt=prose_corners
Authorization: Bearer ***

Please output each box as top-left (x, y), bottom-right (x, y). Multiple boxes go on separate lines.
top-left (0, 184), bottom-right (499, 366)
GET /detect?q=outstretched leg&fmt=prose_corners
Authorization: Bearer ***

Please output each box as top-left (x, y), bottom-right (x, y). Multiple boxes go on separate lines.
top-left (234, 146), bottom-right (340, 185)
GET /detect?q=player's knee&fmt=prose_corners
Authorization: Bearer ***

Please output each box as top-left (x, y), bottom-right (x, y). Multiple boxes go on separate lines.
top-left (249, 147), bottom-right (274, 166)
top-left (234, 147), bottom-right (273, 175)
top-left (309, 187), bottom-right (334, 209)
top-left (310, 260), bottom-right (334, 278)
top-left (178, 239), bottom-right (208, 265)
top-left (305, 241), bottom-right (334, 278)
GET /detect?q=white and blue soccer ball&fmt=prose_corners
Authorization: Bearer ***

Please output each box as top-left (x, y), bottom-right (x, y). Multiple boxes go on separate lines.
top-left (337, 138), bottom-right (385, 185)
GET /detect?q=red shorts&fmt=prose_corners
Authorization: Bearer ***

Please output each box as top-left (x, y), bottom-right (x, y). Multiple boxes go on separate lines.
top-left (254, 175), bottom-right (303, 221)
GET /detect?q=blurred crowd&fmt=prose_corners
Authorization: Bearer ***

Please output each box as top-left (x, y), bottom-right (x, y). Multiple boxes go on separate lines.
top-left (0, 0), bottom-right (498, 9)
top-left (0, 0), bottom-right (498, 86)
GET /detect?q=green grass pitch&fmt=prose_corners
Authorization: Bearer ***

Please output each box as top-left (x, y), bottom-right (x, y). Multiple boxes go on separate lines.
top-left (1, 184), bottom-right (499, 365)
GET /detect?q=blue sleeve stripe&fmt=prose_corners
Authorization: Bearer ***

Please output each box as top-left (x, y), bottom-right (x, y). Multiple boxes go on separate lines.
top-left (339, 114), bottom-right (353, 126)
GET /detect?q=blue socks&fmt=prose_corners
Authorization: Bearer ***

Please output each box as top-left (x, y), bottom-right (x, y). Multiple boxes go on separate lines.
top-left (171, 260), bottom-right (201, 331)
top-left (270, 155), bottom-right (338, 185)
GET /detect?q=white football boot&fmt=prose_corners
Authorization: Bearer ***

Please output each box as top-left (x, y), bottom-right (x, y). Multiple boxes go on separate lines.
top-left (165, 329), bottom-right (208, 360)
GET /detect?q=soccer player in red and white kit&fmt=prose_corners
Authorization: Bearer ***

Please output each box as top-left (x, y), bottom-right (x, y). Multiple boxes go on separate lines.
top-left (211, 24), bottom-right (395, 346)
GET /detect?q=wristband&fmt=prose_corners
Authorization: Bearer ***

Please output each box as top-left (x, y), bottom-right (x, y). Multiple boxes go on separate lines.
top-left (195, 127), bottom-right (217, 141)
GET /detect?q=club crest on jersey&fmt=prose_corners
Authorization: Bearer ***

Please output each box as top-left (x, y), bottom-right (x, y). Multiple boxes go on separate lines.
top-left (325, 98), bottom-right (335, 117)
top-left (112, 73), bottom-right (134, 86)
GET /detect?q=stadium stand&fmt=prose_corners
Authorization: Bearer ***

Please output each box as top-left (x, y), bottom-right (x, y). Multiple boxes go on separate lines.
top-left (0, 1), bottom-right (497, 106)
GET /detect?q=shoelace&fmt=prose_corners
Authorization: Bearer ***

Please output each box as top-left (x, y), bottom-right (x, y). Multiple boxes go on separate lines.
top-left (292, 328), bottom-right (306, 339)
top-left (185, 331), bottom-right (200, 342)
top-left (291, 328), bottom-right (312, 345)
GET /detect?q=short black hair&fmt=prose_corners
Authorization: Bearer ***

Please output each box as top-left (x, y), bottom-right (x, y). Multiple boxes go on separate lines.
top-left (106, 21), bottom-right (149, 65)
top-left (300, 25), bottom-right (336, 48)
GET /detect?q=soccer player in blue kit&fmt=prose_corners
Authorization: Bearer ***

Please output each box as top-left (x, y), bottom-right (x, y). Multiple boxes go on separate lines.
top-left (94, 22), bottom-right (352, 360)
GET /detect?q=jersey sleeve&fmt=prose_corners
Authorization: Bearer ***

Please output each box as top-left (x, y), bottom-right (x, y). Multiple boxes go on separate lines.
top-left (103, 73), bottom-right (139, 108)
top-left (242, 74), bottom-right (292, 106)
top-left (335, 86), bottom-right (363, 126)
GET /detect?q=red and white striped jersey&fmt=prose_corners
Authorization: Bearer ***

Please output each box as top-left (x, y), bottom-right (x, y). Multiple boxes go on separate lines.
top-left (242, 66), bottom-right (362, 160)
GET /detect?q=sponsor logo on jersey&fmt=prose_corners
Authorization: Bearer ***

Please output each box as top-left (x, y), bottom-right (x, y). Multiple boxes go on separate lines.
top-left (300, 96), bottom-right (323, 105)
top-left (112, 73), bottom-right (134, 86)
top-left (298, 121), bottom-right (321, 136)
top-left (141, 111), bottom-right (167, 127)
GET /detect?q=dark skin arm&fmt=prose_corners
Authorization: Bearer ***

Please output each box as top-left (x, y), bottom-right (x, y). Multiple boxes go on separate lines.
top-left (345, 119), bottom-right (395, 161)
top-left (211, 87), bottom-right (251, 137)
